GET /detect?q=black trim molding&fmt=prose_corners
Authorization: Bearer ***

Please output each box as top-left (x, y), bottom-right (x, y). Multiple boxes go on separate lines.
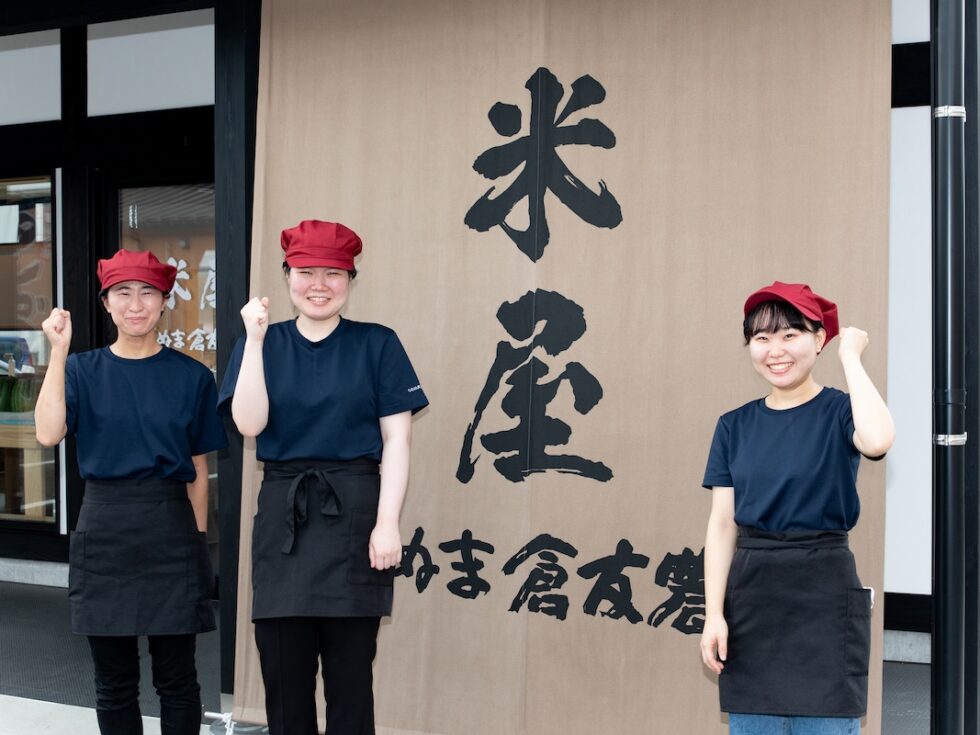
top-left (893, 42), bottom-right (931, 108)
top-left (214, 0), bottom-right (261, 693)
top-left (885, 592), bottom-right (932, 633)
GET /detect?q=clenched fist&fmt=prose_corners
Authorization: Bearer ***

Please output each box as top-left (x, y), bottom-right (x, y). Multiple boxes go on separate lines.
top-left (838, 326), bottom-right (869, 361)
top-left (241, 297), bottom-right (270, 341)
top-left (41, 308), bottom-right (72, 352)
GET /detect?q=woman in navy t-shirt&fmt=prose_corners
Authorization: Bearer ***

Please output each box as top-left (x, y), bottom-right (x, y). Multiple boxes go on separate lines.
top-left (34, 249), bottom-right (228, 735)
top-left (699, 282), bottom-right (894, 735)
top-left (220, 220), bottom-right (428, 735)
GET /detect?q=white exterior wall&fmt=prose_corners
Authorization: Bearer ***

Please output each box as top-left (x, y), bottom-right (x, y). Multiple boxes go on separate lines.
top-left (885, 106), bottom-right (932, 594)
top-left (0, 31), bottom-right (60, 125)
top-left (87, 10), bottom-right (214, 116)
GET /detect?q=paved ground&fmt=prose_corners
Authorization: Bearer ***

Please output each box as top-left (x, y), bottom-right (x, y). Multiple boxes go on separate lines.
top-left (0, 581), bottom-right (929, 734)
top-left (0, 695), bottom-right (212, 734)
top-left (0, 581), bottom-right (221, 716)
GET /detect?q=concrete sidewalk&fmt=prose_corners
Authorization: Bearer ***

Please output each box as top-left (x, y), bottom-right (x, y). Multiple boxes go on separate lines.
top-left (0, 582), bottom-right (929, 735)
top-left (0, 694), bottom-right (213, 734)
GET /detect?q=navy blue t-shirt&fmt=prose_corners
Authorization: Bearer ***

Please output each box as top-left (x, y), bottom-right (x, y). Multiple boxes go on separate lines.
top-left (702, 387), bottom-right (880, 531)
top-left (218, 318), bottom-right (429, 462)
top-left (65, 347), bottom-right (228, 482)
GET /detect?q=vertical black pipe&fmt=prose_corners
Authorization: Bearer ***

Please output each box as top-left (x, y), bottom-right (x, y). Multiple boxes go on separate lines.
top-left (962, 0), bottom-right (979, 731)
top-left (931, 0), bottom-right (967, 734)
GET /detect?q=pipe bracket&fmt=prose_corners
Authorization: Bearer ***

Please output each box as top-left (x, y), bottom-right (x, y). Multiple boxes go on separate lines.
top-left (934, 105), bottom-right (967, 119)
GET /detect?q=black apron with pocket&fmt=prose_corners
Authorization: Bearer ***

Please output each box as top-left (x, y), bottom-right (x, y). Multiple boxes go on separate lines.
top-left (250, 458), bottom-right (393, 620)
top-left (69, 478), bottom-right (215, 636)
top-left (720, 527), bottom-right (871, 718)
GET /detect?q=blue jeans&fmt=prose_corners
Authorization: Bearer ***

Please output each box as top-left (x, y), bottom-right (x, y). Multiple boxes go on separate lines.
top-left (729, 714), bottom-right (861, 734)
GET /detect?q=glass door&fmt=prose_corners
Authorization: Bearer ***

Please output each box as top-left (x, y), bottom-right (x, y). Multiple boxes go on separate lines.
top-left (0, 176), bottom-right (57, 524)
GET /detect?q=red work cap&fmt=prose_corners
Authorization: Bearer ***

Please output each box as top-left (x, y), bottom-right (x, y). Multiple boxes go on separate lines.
top-left (97, 249), bottom-right (177, 294)
top-left (743, 281), bottom-right (839, 342)
top-left (280, 220), bottom-right (362, 269)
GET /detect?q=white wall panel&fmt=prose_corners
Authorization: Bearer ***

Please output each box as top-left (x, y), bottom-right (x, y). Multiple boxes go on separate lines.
top-left (885, 106), bottom-right (932, 594)
top-left (893, 0), bottom-right (930, 43)
top-left (87, 10), bottom-right (214, 116)
top-left (0, 31), bottom-right (60, 126)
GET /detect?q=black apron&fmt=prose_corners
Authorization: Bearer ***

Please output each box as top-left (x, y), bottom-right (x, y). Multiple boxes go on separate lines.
top-left (69, 478), bottom-right (215, 636)
top-left (250, 459), bottom-right (394, 620)
top-left (720, 528), bottom-right (871, 718)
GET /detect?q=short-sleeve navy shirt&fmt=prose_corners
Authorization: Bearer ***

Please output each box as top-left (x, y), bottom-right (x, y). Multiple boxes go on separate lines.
top-left (218, 318), bottom-right (429, 462)
top-left (702, 387), bottom-right (879, 531)
top-left (65, 347), bottom-right (228, 481)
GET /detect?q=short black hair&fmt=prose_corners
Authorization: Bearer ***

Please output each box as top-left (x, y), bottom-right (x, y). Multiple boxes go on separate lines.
top-left (743, 300), bottom-right (822, 344)
top-left (281, 262), bottom-right (357, 279)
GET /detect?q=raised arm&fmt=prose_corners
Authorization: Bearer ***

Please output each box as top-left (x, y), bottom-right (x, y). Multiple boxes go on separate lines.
top-left (230, 297), bottom-right (270, 437)
top-left (35, 308), bottom-right (72, 447)
top-left (838, 326), bottom-right (895, 458)
top-left (369, 410), bottom-right (412, 571)
top-left (701, 486), bottom-right (737, 675)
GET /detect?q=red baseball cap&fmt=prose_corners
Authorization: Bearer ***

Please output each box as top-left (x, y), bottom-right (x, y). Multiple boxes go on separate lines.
top-left (97, 249), bottom-right (177, 293)
top-left (280, 220), bottom-right (362, 269)
top-left (743, 281), bottom-right (839, 342)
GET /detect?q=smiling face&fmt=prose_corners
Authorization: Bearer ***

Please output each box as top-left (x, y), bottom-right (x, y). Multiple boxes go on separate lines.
top-left (748, 326), bottom-right (826, 390)
top-left (286, 265), bottom-right (351, 322)
top-left (102, 280), bottom-right (166, 338)
top-left (743, 299), bottom-right (826, 392)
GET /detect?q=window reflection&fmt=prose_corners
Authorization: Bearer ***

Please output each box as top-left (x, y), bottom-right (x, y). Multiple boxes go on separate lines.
top-left (0, 176), bottom-right (56, 523)
top-left (120, 185), bottom-right (216, 370)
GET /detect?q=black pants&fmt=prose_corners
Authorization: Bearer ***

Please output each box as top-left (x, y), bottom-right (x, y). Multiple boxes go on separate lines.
top-left (87, 634), bottom-right (202, 735)
top-left (254, 616), bottom-right (381, 735)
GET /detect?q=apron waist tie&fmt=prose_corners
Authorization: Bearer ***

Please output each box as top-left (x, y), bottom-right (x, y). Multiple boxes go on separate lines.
top-left (281, 469), bottom-right (342, 554)
top-left (262, 459), bottom-right (379, 555)
top-left (736, 527), bottom-right (849, 550)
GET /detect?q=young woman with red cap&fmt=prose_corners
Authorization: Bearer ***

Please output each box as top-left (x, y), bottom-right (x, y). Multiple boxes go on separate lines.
top-left (219, 219), bottom-right (428, 735)
top-left (34, 249), bottom-right (228, 735)
top-left (699, 282), bottom-right (894, 735)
